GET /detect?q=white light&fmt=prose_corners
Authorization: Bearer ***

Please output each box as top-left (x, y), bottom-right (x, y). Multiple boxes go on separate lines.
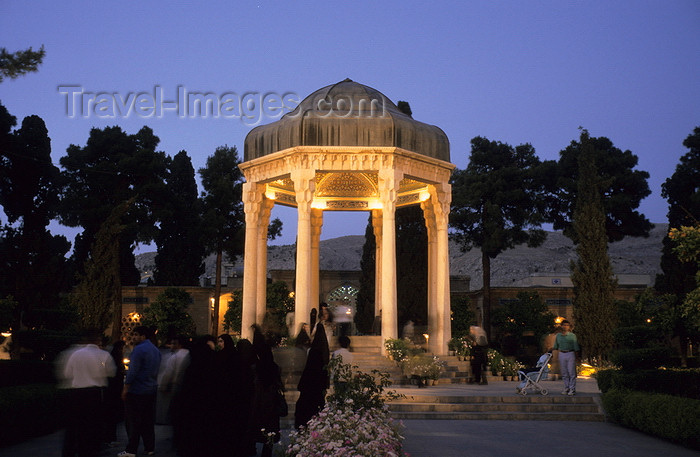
top-left (419, 191), bottom-right (431, 202)
top-left (265, 190), bottom-right (277, 200)
top-left (311, 200), bottom-right (327, 209)
top-left (367, 200), bottom-right (383, 209)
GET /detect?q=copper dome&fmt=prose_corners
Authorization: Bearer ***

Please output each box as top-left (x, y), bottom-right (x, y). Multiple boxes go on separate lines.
top-left (244, 79), bottom-right (450, 162)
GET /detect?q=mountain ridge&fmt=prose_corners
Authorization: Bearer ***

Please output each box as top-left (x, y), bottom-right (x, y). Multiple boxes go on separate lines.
top-left (135, 224), bottom-right (667, 289)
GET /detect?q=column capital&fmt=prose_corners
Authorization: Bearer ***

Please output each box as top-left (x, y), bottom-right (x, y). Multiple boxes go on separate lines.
top-left (243, 182), bottom-right (263, 224)
top-left (430, 183), bottom-right (452, 226)
top-left (291, 168), bottom-right (316, 215)
top-left (378, 168), bottom-right (402, 208)
top-left (421, 199), bottom-right (437, 235)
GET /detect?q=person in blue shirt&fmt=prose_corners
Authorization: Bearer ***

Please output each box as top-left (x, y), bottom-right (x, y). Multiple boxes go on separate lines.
top-left (119, 326), bottom-right (161, 457)
top-left (551, 320), bottom-right (580, 396)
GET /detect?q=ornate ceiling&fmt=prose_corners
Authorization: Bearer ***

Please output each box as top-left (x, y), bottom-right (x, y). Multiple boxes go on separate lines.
top-left (263, 172), bottom-right (431, 210)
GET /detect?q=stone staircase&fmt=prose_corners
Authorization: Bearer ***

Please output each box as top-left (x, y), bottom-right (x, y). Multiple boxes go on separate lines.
top-left (273, 337), bottom-right (605, 424)
top-left (387, 394), bottom-right (605, 421)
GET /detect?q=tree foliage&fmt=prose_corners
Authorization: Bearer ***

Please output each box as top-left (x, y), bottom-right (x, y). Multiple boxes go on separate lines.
top-left (654, 127), bottom-right (700, 364)
top-left (154, 150), bottom-right (205, 286)
top-left (0, 104), bottom-right (71, 331)
top-left (656, 127), bottom-right (700, 295)
top-left (70, 200), bottom-right (130, 332)
top-left (264, 281), bottom-right (296, 336)
top-left (0, 45), bottom-right (45, 82)
top-left (450, 295), bottom-right (475, 338)
top-left (666, 224), bottom-right (700, 359)
top-left (548, 132), bottom-right (652, 243)
top-left (450, 137), bottom-right (549, 338)
top-left (396, 205), bottom-right (428, 328)
top-left (59, 126), bottom-right (168, 286)
top-left (355, 214), bottom-right (376, 334)
top-left (492, 291), bottom-right (555, 352)
top-left (141, 287), bottom-right (196, 344)
top-left (569, 131), bottom-right (618, 361)
top-left (223, 290), bottom-right (243, 334)
top-left (223, 282), bottom-right (294, 336)
top-left (199, 146), bottom-right (246, 262)
top-left (199, 145), bottom-right (281, 335)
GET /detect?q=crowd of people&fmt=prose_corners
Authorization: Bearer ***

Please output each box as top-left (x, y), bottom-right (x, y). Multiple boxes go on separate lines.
top-left (55, 303), bottom-right (341, 457)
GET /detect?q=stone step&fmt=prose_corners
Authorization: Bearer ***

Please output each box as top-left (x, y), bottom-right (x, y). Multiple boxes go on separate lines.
top-left (389, 402), bottom-right (599, 413)
top-left (387, 394), bottom-right (605, 421)
top-left (390, 394), bottom-right (598, 404)
top-left (348, 336), bottom-right (383, 354)
top-left (389, 411), bottom-right (605, 421)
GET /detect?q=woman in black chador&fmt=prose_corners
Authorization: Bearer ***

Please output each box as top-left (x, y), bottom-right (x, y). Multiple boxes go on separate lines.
top-left (171, 335), bottom-right (217, 457)
top-left (213, 334), bottom-right (247, 457)
top-left (249, 326), bottom-right (284, 457)
top-left (294, 321), bottom-right (330, 429)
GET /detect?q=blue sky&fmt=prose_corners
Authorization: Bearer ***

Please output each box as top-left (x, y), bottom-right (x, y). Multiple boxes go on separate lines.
top-left (1, 1), bottom-right (698, 249)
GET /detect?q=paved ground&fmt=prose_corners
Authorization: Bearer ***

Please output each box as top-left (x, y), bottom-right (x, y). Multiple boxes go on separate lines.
top-left (1, 378), bottom-right (697, 457)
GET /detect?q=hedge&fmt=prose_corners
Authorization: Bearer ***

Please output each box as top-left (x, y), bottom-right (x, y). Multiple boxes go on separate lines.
top-left (0, 383), bottom-right (67, 448)
top-left (596, 368), bottom-right (700, 399)
top-left (609, 346), bottom-right (673, 371)
top-left (0, 360), bottom-right (56, 387)
top-left (602, 389), bottom-right (700, 450)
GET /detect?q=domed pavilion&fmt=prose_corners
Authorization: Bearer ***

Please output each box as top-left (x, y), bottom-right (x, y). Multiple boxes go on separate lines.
top-left (239, 79), bottom-right (455, 354)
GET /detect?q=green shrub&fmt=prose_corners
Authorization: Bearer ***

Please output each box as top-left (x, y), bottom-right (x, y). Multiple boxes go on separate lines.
top-left (12, 329), bottom-right (79, 361)
top-left (610, 346), bottom-right (672, 371)
top-left (595, 368), bottom-right (700, 399)
top-left (0, 383), bottom-right (67, 447)
top-left (399, 355), bottom-right (446, 380)
top-left (384, 338), bottom-right (423, 362)
top-left (613, 325), bottom-right (663, 347)
top-left (594, 368), bottom-right (616, 393)
top-left (326, 357), bottom-right (402, 411)
top-left (602, 389), bottom-right (700, 450)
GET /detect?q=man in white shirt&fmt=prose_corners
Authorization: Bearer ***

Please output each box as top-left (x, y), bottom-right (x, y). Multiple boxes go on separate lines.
top-left (158, 335), bottom-right (190, 424)
top-left (331, 335), bottom-right (354, 366)
top-left (61, 330), bottom-right (117, 457)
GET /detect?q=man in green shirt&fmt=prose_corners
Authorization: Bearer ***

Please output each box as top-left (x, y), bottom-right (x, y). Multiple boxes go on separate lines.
top-left (552, 320), bottom-right (580, 395)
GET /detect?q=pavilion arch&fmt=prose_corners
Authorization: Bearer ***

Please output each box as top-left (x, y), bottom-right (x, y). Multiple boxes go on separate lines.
top-left (239, 79), bottom-right (455, 354)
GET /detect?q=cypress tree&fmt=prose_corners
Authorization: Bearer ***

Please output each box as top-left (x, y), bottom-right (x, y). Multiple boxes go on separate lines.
top-left (570, 130), bottom-right (618, 361)
top-left (154, 150), bottom-right (205, 286)
top-left (355, 214), bottom-right (376, 334)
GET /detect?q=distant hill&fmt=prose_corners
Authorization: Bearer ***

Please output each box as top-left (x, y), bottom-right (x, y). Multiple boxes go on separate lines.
top-left (135, 224), bottom-right (666, 289)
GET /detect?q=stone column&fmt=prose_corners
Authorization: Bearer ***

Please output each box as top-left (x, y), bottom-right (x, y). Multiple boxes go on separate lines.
top-left (310, 209), bottom-right (323, 309)
top-left (433, 183), bottom-right (452, 354)
top-left (292, 168), bottom-right (316, 335)
top-left (241, 181), bottom-right (262, 341)
top-left (256, 198), bottom-right (275, 325)
top-left (422, 199), bottom-right (439, 354)
top-left (378, 168), bottom-right (401, 351)
top-left (371, 209), bottom-right (383, 319)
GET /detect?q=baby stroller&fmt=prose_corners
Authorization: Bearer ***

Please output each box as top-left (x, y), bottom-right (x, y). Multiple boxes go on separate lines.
top-left (516, 352), bottom-right (552, 396)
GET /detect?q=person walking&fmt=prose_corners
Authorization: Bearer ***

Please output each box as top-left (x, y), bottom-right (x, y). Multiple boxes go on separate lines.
top-left (119, 326), bottom-right (161, 457)
top-left (552, 319), bottom-right (580, 396)
top-left (469, 326), bottom-right (489, 385)
top-left (171, 335), bottom-right (217, 457)
top-left (295, 321), bottom-right (329, 429)
top-left (158, 336), bottom-right (190, 425)
top-left (61, 329), bottom-right (116, 457)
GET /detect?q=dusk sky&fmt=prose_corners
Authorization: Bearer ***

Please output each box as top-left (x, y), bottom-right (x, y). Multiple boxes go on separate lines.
top-left (1, 1), bottom-right (698, 250)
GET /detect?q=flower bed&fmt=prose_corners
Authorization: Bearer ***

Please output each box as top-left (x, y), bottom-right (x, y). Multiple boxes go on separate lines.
top-left (286, 358), bottom-right (406, 456)
top-left (286, 403), bottom-right (405, 457)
